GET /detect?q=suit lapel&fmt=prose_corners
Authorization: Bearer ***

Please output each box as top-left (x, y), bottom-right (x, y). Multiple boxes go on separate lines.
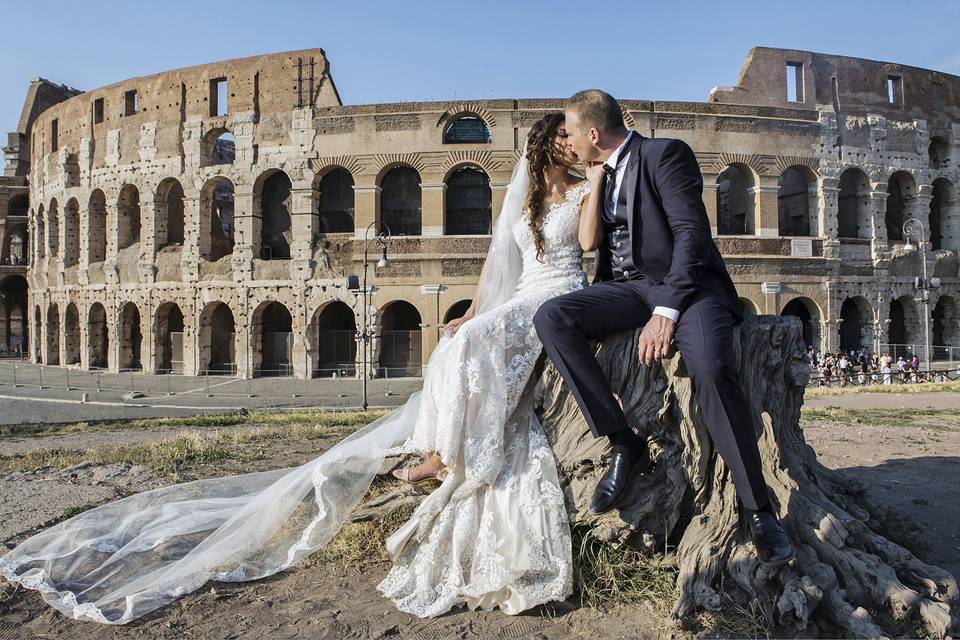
top-left (623, 132), bottom-right (643, 238)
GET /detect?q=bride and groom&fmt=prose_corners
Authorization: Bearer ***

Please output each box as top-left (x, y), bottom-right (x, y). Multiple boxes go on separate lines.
top-left (0, 90), bottom-right (792, 624)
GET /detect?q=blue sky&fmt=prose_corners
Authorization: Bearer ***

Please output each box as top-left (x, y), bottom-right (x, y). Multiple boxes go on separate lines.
top-left (3, 0), bottom-right (959, 160)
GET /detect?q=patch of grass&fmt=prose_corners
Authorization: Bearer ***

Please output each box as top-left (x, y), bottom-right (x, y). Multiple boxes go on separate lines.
top-left (805, 380), bottom-right (960, 397)
top-left (800, 407), bottom-right (960, 431)
top-left (570, 527), bottom-right (678, 615)
top-left (693, 592), bottom-right (771, 639)
top-left (60, 503), bottom-right (98, 520)
top-left (304, 501), bottom-right (418, 570)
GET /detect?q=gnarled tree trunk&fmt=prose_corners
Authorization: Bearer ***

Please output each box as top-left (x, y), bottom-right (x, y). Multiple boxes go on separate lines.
top-left (362, 316), bottom-right (958, 638)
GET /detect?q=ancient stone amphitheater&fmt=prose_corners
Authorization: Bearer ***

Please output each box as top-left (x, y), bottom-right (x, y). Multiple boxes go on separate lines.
top-left (0, 46), bottom-right (957, 379)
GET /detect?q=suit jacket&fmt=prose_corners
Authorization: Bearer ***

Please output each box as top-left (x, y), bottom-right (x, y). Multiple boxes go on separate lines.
top-left (593, 132), bottom-right (742, 319)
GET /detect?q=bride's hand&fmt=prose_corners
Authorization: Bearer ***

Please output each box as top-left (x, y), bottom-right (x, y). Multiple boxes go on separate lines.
top-left (444, 312), bottom-right (474, 338)
top-left (585, 162), bottom-right (605, 186)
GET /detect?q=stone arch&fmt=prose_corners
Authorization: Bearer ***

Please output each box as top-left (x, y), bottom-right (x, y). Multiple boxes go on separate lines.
top-left (315, 167), bottom-right (355, 234)
top-left (887, 294), bottom-right (922, 359)
top-left (64, 302), bottom-right (81, 365)
top-left (47, 198), bottom-right (59, 258)
top-left (930, 177), bottom-right (958, 252)
top-left (2, 223), bottom-right (28, 265)
top-left (118, 301), bottom-right (143, 370)
top-left (310, 300), bottom-right (357, 377)
top-left (87, 302), bottom-right (109, 369)
top-left (200, 176), bottom-right (235, 261)
top-left (739, 297), bottom-right (759, 316)
top-left (117, 184), bottom-right (142, 250)
top-left (35, 204), bottom-right (45, 260)
top-left (200, 127), bottom-right (235, 167)
top-left (8, 193), bottom-right (28, 217)
top-left (45, 303), bottom-right (60, 365)
top-left (781, 296), bottom-right (822, 351)
top-left (255, 169), bottom-right (292, 259)
top-left (932, 295), bottom-right (959, 362)
top-left (442, 114), bottom-right (492, 144)
top-left (154, 302), bottom-right (185, 373)
top-left (777, 165), bottom-right (817, 237)
top-left (716, 163), bottom-right (755, 235)
top-left (199, 301), bottom-right (236, 374)
top-left (0, 275), bottom-right (27, 355)
top-left (885, 171), bottom-right (917, 243)
top-left (63, 198), bottom-right (80, 267)
top-left (251, 300), bottom-right (293, 376)
top-left (156, 178), bottom-right (185, 249)
top-left (87, 189), bottom-right (107, 263)
top-left (378, 300), bottom-right (422, 377)
top-left (379, 165), bottom-right (421, 236)
top-left (443, 299), bottom-right (473, 323)
top-left (838, 167), bottom-right (871, 239)
top-left (444, 165), bottom-right (491, 235)
top-left (839, 296), bottom-right (872, 353)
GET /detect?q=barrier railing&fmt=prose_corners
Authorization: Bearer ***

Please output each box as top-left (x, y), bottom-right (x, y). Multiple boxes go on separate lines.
top-left (806, 367), bottom-right (960, 388)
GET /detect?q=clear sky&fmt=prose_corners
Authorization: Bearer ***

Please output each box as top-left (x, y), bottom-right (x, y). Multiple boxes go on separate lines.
top-left (3, 0), bottom-right (959, 161)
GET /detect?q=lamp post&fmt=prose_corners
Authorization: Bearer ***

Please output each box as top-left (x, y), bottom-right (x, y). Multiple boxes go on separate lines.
top-left (902, 218), bottom-right (937, 371)
top-left (350, 221), bottom-right (391, 411)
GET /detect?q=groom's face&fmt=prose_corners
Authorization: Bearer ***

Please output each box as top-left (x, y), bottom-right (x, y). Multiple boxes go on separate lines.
top-left (563, 109), bottom-right (601, 164)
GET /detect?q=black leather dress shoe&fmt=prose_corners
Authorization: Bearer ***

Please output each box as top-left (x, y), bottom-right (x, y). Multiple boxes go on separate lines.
top-left (589, 451), bottom-right (636, 514)
top-left (746, 509), bottom-right (795, 566)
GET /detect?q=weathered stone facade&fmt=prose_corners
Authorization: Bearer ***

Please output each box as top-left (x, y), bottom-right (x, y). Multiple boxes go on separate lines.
top-left (12, 46), bottom-right (960, 378)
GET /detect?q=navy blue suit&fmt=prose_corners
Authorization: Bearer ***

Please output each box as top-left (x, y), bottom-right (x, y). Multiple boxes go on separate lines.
top-left (534, 133), bottom-right (770, 511)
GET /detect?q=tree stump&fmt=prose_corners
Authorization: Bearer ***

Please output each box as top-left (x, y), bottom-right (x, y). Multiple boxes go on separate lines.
top-left (361, 316), bottom-right (958, 637)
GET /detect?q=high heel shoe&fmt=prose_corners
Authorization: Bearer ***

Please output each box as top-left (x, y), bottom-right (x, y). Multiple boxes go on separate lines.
top-left (391, 465), bottom-right (451, 486)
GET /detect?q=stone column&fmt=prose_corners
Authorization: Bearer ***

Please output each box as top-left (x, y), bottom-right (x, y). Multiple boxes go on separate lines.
top-left (754, 177), bottom-right (781, 238)
top-left (180, 194), bottom-right (202, 281)
top-left (138, 192), bottom-right (157, 284)
top-left (288, 184), bottom-right (315, 281)
top-left (231, 186), bottom-right (255, 281)
top-left (819, 176), bottom-right (840, 259)
top-left (867, 184), bottom-right (889, 258)
top-left (702, 178), bottom-right (719, 235)
top-left (420, 179), bottom-right (445, 237)
top-left (352, 180), bottom-right (379, 239)
top-left (912, 184), bottom-right (934, 248)
top-left (490, 180), bottom-right (509, 225)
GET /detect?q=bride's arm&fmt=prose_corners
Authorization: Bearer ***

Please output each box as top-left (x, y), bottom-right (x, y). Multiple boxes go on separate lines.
top-left (578, 164), bottom-right (605, 251)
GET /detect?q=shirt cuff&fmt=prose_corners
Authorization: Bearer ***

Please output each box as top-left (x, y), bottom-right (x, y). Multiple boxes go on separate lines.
top-left (652, 306), bottom-right (680, 322)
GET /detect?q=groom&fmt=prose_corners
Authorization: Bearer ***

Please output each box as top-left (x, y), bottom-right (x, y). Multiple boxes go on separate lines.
top-left (534, 90), bottom-right (793, 566)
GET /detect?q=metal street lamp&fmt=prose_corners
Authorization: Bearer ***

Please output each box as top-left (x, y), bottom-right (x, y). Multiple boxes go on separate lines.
top-left (902, 217), bottom-right (939, 371)
top-left (348, 221), bottom-right (391, 411)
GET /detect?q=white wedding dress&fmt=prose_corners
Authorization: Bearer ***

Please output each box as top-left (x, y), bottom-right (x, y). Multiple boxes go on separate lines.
top-left (0, 157), bottom-right (591, 623)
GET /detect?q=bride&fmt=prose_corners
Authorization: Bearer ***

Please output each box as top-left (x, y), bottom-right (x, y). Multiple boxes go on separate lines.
top-left (0, 112), bottom-right (605, 624)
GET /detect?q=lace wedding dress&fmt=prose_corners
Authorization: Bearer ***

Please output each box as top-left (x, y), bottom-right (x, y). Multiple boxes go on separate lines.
top-left (0, 157), bottom-right (590, 623)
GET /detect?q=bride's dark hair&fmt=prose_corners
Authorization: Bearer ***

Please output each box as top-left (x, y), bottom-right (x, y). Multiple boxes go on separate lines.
top-left (524, 112), bottom-right (570, 262)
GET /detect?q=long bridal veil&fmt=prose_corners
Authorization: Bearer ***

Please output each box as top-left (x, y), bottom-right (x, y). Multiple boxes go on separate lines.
top-left (0, 147), bottom-right (531, 625)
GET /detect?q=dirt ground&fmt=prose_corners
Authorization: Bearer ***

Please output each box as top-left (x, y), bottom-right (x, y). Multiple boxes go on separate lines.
top-left (1, 390), bottom-right (958, 639)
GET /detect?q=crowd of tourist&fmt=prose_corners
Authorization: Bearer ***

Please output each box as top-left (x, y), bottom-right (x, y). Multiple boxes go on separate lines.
top-left (804, 347), bottom-right (956, 386)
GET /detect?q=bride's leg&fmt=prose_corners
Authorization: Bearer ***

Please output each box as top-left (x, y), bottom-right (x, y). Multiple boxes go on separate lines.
top-left (392, 452), bottom-right (450, 483)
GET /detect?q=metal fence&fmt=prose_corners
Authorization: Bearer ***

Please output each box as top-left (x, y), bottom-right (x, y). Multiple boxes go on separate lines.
top-left (806, 367), bottom-right (960, 388)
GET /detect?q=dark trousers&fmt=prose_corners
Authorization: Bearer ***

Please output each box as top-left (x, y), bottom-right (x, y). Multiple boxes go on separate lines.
top-left (533, 278), bottom-right (770, 511)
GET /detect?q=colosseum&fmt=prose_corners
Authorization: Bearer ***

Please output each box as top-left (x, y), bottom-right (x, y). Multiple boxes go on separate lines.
top-left (1, 46), bottom-right (958, 379)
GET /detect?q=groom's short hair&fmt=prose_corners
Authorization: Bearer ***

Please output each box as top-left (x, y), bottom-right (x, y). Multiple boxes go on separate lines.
top-left (567, 90), bottom-right (626, 134)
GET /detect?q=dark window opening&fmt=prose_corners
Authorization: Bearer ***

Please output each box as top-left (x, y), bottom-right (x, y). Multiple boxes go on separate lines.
top-left (210, 77), bottom-right (228, 117)
top-left (124, 89), bottom-right (139, 116)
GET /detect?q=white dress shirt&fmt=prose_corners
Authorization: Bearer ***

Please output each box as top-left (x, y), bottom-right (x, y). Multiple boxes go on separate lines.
top-left (602, 132), bottom-right (680, 323)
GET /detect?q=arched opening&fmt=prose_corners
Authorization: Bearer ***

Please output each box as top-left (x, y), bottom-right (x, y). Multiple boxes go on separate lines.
top-left (777, 166), bottom-right (816, 237)
top-left (716, 164), bottom-right (755, 235)
top-left (2, 224), bottom-right (28, 266)
top-left (87, 302), bottom-right (109, 369)
top-left (33, 306), bottom-right (41, 362)
top-left (200, 128), bottom-right (236, 166)
top-left (380, 166), bottom-right (421, 236)
top-left (781, 297), bottom-right (821, 351)
top-left (839, 296), bottom-right (872, 353)
top-left (443, 115), bottom-right (492, 143)
top-left (445, 166), bottom-right (492, 235)
top-left (199, 302), bottom-right (235, 374)
top-left (64, 302), bottom-right (81, 365)
top-left (35, 205), bottom-right (45, 260)
top-left (312, 301), bottom-right (357, 377)
top-left (88, 190), bottom-right (107, 263)
top-left (838, 168), bottom-right (871, 239)
top-left (933, 295), bottom-right (959, 362)
top-left (156, 178), bottom-right (185, 248)
top-left (443, 299), bottom-right (473, 324)
top-left (0, 275), bottom-right (27, 356)
top-left (316, 168), bottom-right (355, 234)
top-left (258, 171), bottom-right (292, 260)
top-left (253, 301), bottom-right (293, 376)
top-left (47, 199), bottom-right (59, 258)
top-left (63, 198), bottom-right (80, 267)
top-left (8, 194), bottom-right (28, 218)
top-left (45, 304), bottom-right (60, 365)
top-left (201, 176), bottom-right (235, 261)
top-left (117, 184), bottom-right (142, 250)
top-left (379, 301), bottom-right (422, 377)
top-left (930, 178), bottom-right (957, 252)
top-left (739, 298), bottom-right (759, 316)
top-left (929, 136), bottom-right (950, 170)
top-left (885, 171), bottom-right (916, 243)
top-left (154, 302), bottom-right (185, 374)
top-left (888, 295), bottom-right (921, 359)
top-left (118, 302), bottom-right (143, 370)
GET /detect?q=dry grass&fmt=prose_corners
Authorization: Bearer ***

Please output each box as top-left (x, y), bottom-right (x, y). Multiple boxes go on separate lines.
top-left (800, 406), bottom-right (960, 431)
top-left (804, 379), bottom-right (960, 397)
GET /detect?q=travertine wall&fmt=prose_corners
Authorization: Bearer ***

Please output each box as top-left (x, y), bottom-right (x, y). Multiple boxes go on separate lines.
top-left (16, 46), bottom-right (960, 378)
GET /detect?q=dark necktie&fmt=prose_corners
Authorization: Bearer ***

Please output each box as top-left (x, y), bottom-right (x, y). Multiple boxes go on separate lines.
top-left (602, 164), bottom-right (618, 222)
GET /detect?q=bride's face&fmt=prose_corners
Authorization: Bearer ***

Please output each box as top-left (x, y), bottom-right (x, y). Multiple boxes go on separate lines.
top-left (550, 122), bottom-right (579, 167)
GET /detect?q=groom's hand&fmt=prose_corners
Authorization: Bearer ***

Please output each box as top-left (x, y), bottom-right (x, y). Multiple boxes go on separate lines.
top-left (638, 315), bottom-right (676, 368)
